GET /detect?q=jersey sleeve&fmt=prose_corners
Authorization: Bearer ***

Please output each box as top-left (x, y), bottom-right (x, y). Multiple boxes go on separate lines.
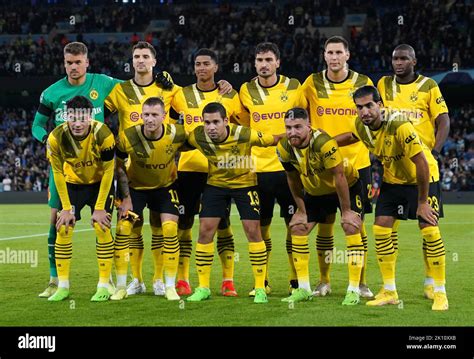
top-left (428, 83), bottom-right (449, 119)
top-left (250, 128), bottom-right (275, 147)
top-left (276, 140), bottom-right (296, 171)
top-left (376, 78), bottom-right (384, 95)
top-left (396, 122), bottom-right (423, 159)
top-left (99, 130), bottom-right (116, 161)
top-left (320, 138), bottom-right (343, 169)
top-left (174, 124), bottom-right (188, 147)
top-left (115, 132), bottom-right (128, 160)
top-left (231, 94), bottom-right (250, 126)
top-left (104, 83), bottom-right (119, 113)
top-left (102, 74), bottom-right (123, 92)
top-left (301, 75), bottom-right (313, 98)
top-left (32, 90), bottom-right (53, 142)
top-left (170, 89), bottom-right (185, 121)
top-left (47, 134), bottom-right (72, 210)
top-left (295, 85), bottom-right (308, 109)
top-left (187, 129), bottom-right (197, 148)
top-left (95, 129), bottom-right (115, 210)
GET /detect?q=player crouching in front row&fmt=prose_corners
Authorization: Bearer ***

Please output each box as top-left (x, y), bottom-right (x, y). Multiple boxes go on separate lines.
top-left (46, 96), bottom-right (116, 302)
top-left (336, 86), bottom-right (448, 311)
top-left (277, 108), bottom-right (366, 305)
top-left (185, 102), bottom-right (284, 304)
top-left (113, 97), bottom-right (188, 301)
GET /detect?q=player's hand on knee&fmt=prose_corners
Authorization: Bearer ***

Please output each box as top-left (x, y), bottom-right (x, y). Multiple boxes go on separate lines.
top-left (118, 196), bottom-right (133, 220)
top-left (56, 210), bottom-right (75, 233)
top-left (217, 80), bottom-right (233, 95)
top-left (91, 210), bottom-right (112, 231)
top-left (340, 210), bottom-right (361, 230)
top-left (416, 202), bottom-right (438, 226)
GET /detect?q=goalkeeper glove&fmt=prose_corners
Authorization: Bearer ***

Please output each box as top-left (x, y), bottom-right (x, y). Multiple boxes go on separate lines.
top-left (155, 71), bottom-right (173, 90)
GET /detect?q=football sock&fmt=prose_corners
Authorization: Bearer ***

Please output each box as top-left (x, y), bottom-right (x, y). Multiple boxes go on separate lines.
top-left (151, 225), bottom-right (164, 282)
top-left (94, 223), bottom-right (114, 287)
top-left (195, 242), bottom-right (214, 288)
top-left (162, 221), bottom-right (180, 288)
top-left (291, 235), bottom-right (311, 292)
top-left (359, 222), bottom-right (369, 285)
top-left (249, 241), bottom-right (267, 289)
top-left (373, 225), bottom-right (397, 291)
top-left (114, 219), bottom-right (132, 288)
top-left (422, 235), bottom-right (434, 283)
top-left (316, 223), bottom-right (334, 283)
top-left (55, 225), bottom-right (73, 289)
top-left (391, 219), bottom-right (400, 259)
top-left (261, 224), bottom-right (272, 282)
top-left (286, 233), bottom-right (298, 282)
top-left (346, 233), bottom-right (364, 289)
top-left (421, 226), bottom-right (446, 293)
top-left (129, 224), bottom-right (144, 282)
top-left (178, 228), bottom-right (192, 283)
top-left (217, 226), bottom-right (235, 281)
top-left (48, 224), bottom-right (58, 279)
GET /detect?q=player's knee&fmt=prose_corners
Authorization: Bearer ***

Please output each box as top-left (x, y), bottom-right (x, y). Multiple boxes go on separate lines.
top-left (342, 223), bottom-right (359, 236)
top-left (243, 222), bottom-right (261, 241)
top-left (93, 222), bottom-right (111, 237)
top-left (162, 220), bottom-right (178, 236)
top-left (291, 224), bottom-right (308, 236)
top-left (116, 219), bottom-right (133, 236)
top-left (57, 225), bottom-right (73, 237)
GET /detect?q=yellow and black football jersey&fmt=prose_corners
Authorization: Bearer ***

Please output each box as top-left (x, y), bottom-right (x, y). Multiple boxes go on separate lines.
top-left (302, 69), bottom-right (373, 170)
top-left (116, 124), bottom-right (187, 190)
top-left (353, 112), bottom-right (439, 185)
top-left (105, 72), bottom-right (181, 132)
top-left (377, 74), bottom-right (449, 150)
top-left (239, 75), bottom-right (307, 172)
top-left (277, 130), bottom-right (358, 196)
top-left (47, 120), bottom-right (115, 210)
top-left (171, 84), bottom-right (249, 173)
top-left (187, 123), bottom-right (274, 189)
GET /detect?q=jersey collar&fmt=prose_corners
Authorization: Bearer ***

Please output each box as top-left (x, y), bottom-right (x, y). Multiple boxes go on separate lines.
top-left (324, 69), bottom-right (351, 84)
top-left (132, 78), bottom-right (155, 87)
top-left (195, 83), bottom-right (218, 92)
top-left (394, 73), bottom-right (420, 85)
top-left (257, 75), bottom-right (280, 89)
top-left (141, 124), bottom-right (165, 141)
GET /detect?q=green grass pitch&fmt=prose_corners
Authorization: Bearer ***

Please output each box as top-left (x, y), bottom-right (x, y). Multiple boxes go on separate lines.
top-left (0, 204), bottom-right (472, 326)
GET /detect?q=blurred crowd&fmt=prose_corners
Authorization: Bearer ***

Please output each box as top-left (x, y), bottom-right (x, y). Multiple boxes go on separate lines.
top-left (440, 104), bottom-right (474, 191)
top-left (0, 0), bottom-right (472, 76)
top-left (0, 104), bottom-right (472, 192)
top-left (0, 107), bottom-right (50, 192)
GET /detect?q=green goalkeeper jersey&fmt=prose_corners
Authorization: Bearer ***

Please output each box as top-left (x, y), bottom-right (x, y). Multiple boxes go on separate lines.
top-left (32, 73), bottom-right (121, 142)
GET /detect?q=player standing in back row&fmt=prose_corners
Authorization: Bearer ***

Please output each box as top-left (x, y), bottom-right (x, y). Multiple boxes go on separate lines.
top-left (302, 36), bottom-right (373, 298)
top-left (239, 42), bottom-right (307, 296)
top-left (32, 42), bottom-right (121, 298)
top-left (171, 48), bottom-right (248, 297)
top-left (377, 44), bottom-right (450, 300)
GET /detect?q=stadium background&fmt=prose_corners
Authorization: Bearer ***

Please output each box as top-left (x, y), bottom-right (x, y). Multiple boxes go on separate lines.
top-left (0, 0), bottom-right (472, 197)
top-left (0, 0), bottom-right (473, 341)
